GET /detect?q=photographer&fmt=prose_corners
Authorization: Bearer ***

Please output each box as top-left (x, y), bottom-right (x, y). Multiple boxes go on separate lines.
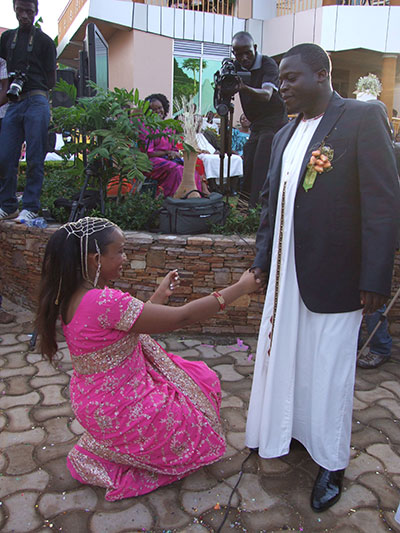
top-left (232, 31), bottom-right (288, 207)
top-left (0, 0), bottom-right (56, 223)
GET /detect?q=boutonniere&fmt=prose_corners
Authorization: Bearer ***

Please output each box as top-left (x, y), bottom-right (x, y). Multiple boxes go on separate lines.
top-left (303, 143), bottom-right (334, 192)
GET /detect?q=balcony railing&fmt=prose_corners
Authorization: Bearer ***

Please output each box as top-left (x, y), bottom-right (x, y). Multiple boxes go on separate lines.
top-left (59, 0), bottom-right (88, 42)
top-left (139, 0), bottom-right (235, 16)
top-left (276, 0), bottom-right (390, 16)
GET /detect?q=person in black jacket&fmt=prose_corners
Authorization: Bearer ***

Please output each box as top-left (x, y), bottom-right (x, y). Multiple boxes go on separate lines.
top-left (232, 31), bottom-right (288, 207)
top-left (246, 43), bottom-right (400, 513)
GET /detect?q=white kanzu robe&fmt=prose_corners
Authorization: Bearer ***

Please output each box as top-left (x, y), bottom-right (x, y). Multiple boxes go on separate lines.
top-left (246, 117), bottom-right (363, 471)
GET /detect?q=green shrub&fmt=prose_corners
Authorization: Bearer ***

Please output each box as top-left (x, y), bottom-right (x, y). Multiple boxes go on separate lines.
top-left (211, 203), bottom-right (261, 235)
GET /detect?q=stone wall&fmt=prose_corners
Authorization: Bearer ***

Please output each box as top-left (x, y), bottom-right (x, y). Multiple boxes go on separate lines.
top-left (0, 222), bottom-right (264, 335)
top-left (1, 221), bottom-right (400, 335)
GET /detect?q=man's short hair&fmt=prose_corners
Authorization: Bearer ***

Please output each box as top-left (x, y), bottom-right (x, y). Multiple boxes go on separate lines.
top-left (232, 31), bottom-right (254, 45)
top-left (13, 0), bottom-right (39, 10)
top-left (283, 43), bottom-right (331, 75)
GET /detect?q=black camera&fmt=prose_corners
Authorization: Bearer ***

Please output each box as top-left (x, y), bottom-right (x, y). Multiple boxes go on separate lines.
top-left (214, 59), bottom-right (251, 116)
top-left (7, 71), bottom-right (27, 102)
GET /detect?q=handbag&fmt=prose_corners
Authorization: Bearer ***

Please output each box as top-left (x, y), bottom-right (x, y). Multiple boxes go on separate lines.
top-left (159, 190), bottom-right (229, 234)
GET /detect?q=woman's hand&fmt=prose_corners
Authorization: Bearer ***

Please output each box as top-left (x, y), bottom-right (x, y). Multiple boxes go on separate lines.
top-left (237, 269), bottom-right (264, 294)
top-left (150, 269), bottom-right (180, 305)
top-left (167, 151), bottom-right (180, 160)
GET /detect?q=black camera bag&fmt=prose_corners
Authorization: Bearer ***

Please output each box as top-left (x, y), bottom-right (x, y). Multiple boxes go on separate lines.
top-left (159, 190), bottom-right (229, 235)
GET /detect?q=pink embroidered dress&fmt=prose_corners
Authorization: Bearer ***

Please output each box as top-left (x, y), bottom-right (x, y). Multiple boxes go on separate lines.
top-left (63, 287), bottom-right (226, 501)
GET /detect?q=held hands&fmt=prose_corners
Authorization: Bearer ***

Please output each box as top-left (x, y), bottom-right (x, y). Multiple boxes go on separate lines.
top-left (237, 269), bottom-right (264, 294)
top-left (167, 151), bottom-right (180, 160)
top-left (151, 270), bottom-right (180, 305)
top-left (249, 267), bottom-right (268, 290)
top-left (360, 291), bottom-right (387, 315)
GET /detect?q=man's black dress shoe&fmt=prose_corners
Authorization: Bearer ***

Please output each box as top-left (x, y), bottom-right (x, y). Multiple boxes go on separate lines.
top-left (311, 467), bottom-right (345, 512)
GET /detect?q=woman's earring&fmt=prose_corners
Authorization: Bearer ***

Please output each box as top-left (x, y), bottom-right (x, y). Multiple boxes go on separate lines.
top-left (93, 261), bottom-right (101, 288)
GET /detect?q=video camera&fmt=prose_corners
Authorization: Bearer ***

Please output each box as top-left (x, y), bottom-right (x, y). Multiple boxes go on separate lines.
top-left (7, 71), bottom-right (27, 102)
top-left (213, 58), bottom-right (251, 116)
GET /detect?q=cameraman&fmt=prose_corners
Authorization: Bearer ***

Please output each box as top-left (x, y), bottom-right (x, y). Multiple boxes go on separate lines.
top-left (0, 0), bottom-right (56, 223)
top-left (232, 31), bottom-right (287, 207)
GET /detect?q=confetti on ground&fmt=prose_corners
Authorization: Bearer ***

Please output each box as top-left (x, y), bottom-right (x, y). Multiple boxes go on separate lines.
top-left (247, 353), bottom-right (254, 361)
top-left (214, 503), bottom-right (220, 510)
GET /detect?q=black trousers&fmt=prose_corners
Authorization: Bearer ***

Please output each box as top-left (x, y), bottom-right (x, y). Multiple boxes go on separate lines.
top-left (241, 128), bottom-right (275, 207)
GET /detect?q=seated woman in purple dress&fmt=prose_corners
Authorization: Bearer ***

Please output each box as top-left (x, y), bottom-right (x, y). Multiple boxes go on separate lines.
top-left (143, 93), bottom-right (202, 197)
top-left (35, 217), bottom-right (260, 501)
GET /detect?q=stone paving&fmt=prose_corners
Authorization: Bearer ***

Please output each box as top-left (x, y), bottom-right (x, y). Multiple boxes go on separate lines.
top-left (1, 299), bottom-right (400, 532)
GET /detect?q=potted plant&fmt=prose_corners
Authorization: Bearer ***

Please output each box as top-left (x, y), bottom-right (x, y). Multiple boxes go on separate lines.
top-left (354, 73), bottom-right (382, 102)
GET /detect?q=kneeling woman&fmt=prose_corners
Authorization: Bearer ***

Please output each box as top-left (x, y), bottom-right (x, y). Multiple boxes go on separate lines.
top-left (35, 217), bottom-right (260, 501)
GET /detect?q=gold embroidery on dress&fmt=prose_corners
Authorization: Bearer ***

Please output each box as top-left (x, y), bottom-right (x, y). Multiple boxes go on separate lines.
top-left (268, 181), bottom-right (287, 357)
top-left (71, 328), bottom-right (139, 374)
top-left (140, 335), bottom-right (223, 438)
top-left (116, 297), bottom-right (144, 331)
top-left (68, 445), bottom-right (114, 489)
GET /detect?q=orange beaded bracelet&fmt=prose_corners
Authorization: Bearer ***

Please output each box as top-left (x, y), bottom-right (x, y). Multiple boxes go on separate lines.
top-left (211, 291), bottom-right (226, 311)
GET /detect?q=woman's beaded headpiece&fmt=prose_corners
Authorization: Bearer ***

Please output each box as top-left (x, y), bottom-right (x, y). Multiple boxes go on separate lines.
top-left (60, 217), bottom-right (117, 287)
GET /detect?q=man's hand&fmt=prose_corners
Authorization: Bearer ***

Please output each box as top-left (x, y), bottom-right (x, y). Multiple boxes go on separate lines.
top-left (250, 267), bottom-right (267, 290)
top-left (360, 290), bottom-right (387, 315)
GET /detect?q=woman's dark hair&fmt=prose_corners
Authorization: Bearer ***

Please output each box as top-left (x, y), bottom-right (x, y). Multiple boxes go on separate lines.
top-left (145, 93), bottom-right (170, 116)
top-left (35, 225), bottom-right (117, 361)
top-left (13, 0), bottom-right (39, 10)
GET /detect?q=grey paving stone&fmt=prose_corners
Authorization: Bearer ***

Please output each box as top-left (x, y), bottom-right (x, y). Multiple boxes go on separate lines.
top-left (354, 404), bottom-right (394, 425)
top-left (30, 373), bottom-right (70, 388)
top-left (3, 375), bottom-right (35, 395)
top-left (0, 390), bottom-right (40, 409)
top-left (340, 508), bottom-right (389, 532)
top-left (366, 443), bottom-right (400, 473)
top-left (2, 491), bottom-right (42, 532)
top-left (51, 510), bottom-right (91, 533)
top-left (369, 418), bottom-right (400, 445)
top-left (181, 483), bottom-right (239, 516)
top-left (258, 456), bottom-right (293, 475)
top-left (42, 456), bottom-right (82, 492)
top-left (32, 403), bottom-right (74, 422)
top-left (33, 360), bottom-right (61, 377)
top-left (200, 507), bottom-right (241, 532)
top-left (39, 486), bottom-right (98, 518)
top-left (0, 334), bottom-right (21, 346)
top-left (40, 384), bottom-right (67, 405)
top-left (5, 405), bottom-right (33, 432)
top-left (377, 398), bottom-right (400, 418)
top-left (35, 441), bottom-right (76, 464)
top-left (4, 443), bottom-right (38, 475)
top-left (213, 364), bottom-right (245, 381)
top-left (175, 524), bottom-right (209, 533)
top-left (90, 503), bottom-right (153, 532)
top-left (0, 413), bottom-right (7, 431)
top-left (220, 408), bottom-right (246, 432)
top-left (207, 451), bottom-right (258, 482)
top-left (182, 468), bottom-right (219, 492)
top-left (147, 487), bottom-right (191, 529)
top-left (346, 451), bottom-right (385, 481)
top-left (70, 418), bottom-right (85, 435)
top-left (0, 469), bottom-right (49, 498)
top-left (0, 365), bottom-right (36, 378)
top-left (240, 504), bottom-right (301, 531)
top-left (42, 416), bottom-right (75, 444)
top-left (2, 351), bottom-right (29, 369)
top-left (0, 427), bottom-right (45, 449)
top-left (358, 471), bottom-right (400, 510)
top-left (350, 425), bottom-right (389, 449)
top-left (355, 386), bottom-right (395, 403)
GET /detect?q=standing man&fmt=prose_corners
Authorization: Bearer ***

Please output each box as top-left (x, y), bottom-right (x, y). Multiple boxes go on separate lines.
top-left (0, 0), bottom-right (56, 223)
top-left (232, 31), bottom-right (287, 207)
top-left (246, 43), bottom-right (400, 512)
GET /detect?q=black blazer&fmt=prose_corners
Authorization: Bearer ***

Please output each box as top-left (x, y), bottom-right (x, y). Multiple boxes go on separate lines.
top-left (253, 92), bottom-right (400, 313)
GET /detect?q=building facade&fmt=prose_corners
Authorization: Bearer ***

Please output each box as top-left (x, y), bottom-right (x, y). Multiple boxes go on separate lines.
top-left (57, 0), bottom-right (400, 120)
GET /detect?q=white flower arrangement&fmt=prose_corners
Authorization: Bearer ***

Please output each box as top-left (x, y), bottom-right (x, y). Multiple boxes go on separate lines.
top-left (173, 96), bottom-right (201, 152)
top-left (354, 73), bottom-right (382, 98)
